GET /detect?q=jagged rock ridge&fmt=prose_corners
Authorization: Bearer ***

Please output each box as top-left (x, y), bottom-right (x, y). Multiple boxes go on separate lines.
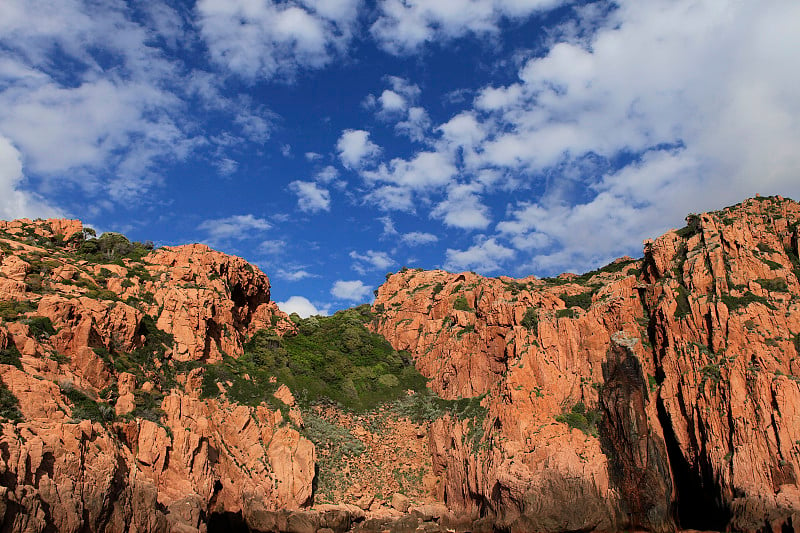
top-left (371, 195), bottom-right (800, 532)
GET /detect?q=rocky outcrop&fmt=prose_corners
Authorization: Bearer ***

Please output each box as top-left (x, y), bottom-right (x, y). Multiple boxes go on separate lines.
top-left (372, 195), bottom-right (800, 532)
top-left (0, 219), bottom-right (312, 532)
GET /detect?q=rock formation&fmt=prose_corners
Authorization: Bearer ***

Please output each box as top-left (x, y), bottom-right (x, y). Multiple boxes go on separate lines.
top-left (0, 196), bottom-right (799, 532)
top-left (371, 195), bottom-right (800, 532)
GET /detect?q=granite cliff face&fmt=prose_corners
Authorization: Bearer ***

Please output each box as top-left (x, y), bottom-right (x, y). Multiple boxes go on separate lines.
top-left (0, 195), bottom-right (799, 533)
top-left (0, 220), bottom-right (313, 532)
top-left (371, 195), bottom-right (800, 532)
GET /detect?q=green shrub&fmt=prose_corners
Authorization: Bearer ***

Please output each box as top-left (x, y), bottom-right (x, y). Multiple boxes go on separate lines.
top-left (555, 401), bottom-right (600, 436)
top-left (675, 214), bottom-right (701, 239)
top-left (721, 291), bottom-right (775, 312)
top-left (0, 377), bottom-right (22, 421)
top-left (24, 316), bottom-right (56, 339)
top-left (0, 300), bottom-right (35, 321)
top-left (62, 384), bottom-right (107, 422)
top-left (760, 257), bottom-right (783, 271)
top-left (757, 243), bottom-right (779, 254)
top-left (700, 364), bottom-right (722, 383)
top-left (521, 308), bottom-right (538, 334)
top-left (556, 309), bottom-right (576, 319)
top-left (0, 344), bottom-right (22, 368)
top-left (756, 278), bottom-right (789, 292)
top-left (202, 304), bottom-right (428, 411)
top-left (674, 285), bottom-right (692, 318)
top-left (431, 282), bottom-right (444, 297)
top-left (561, 291), bottom-right (593, 310)
top-left (457, 324), bottom-right (476, 338)
top-left (453, 295), bottom-right (472, 312)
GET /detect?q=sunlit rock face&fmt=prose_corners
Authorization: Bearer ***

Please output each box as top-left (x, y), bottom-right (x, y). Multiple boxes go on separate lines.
top-left (1, 195), bottom-right (799, 532)
top-left (372, 196), bottom-right (800, 532)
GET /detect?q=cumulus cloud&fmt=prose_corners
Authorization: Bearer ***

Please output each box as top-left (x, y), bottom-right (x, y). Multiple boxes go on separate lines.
top-left (430, 182), bottom-right (491, 230)
top-left (331, 279), bottom-right (373, 301)
top-left (363, 151), bottom-right (456, 190)
top-left (363, 185), bottom-right (415, 212)
top-left (198, 214), bottom-right (271, 244)
top-left (444, 237), bottom-right (515, 273)
top-left (401, 231), bottom-right (438, 246)
top-left (0, 135), bottom-right (62, 220)
top-left (350, 249), bottom-right (395, 273)
top-left (289, 180), bottom-right (331, 212)
top-left (0, 0), bottom-right (203, 207)
top-left (277, 295), bottom-right (328, 317)
top-left (337, 129), bottom-right (381, 169)
top-left (371, 0), bottom-right (563, 54)
top-left (473, 0), bottom-right (800, 273)
top-left (276, 269), bottom-right (317, 281)
top-left (195, 0), bottom-right (360, 81)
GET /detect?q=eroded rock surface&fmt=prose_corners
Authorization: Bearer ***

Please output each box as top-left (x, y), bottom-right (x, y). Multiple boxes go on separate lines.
top-left (372, 195), bottom-right (800, 532)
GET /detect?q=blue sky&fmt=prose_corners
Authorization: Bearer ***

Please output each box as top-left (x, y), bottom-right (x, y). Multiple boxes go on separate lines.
top-left (1, 0), bottom-right (799, 316)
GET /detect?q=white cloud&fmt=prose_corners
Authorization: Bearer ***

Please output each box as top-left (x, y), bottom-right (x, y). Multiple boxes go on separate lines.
top-left (473, 0), bottom-right (800, 273)
top-left (276, 269), bottom-right (317, 281)
top-left (196, 0), bottom-right (360, 81)
top-left (277, 295), bottom-right (328, 317)
top-left (331, 279), bottom-right (373, 301)
top-left (364, 151), bottom-right (456, 190)
top-left (198, 214), bottom-right (272, 243)
top-left (401, 231), bottom-right (438, 246)
top-left (444, 237), bottom-right (514, 273)
top-left (305, 151), bottom-right (322, 161)
top-left (396, 106), bottom-right (431, 142)
top-left (378, 215), bottom-right (398, 236)
top-left (0, 135), bottom-right (62, 220)
top-left (0, 0), bottom-right (203, 206)
top-left (257, 239), bottom-right (286, 255)
top-left (337, 129), bottom-right (381, 169)
top-left (371, 0), bottom-right (563, 54)
top-left (215, 157), bottom-right (239, 176)
top-left (289, 180), bottom-right (331, 212)
top-left (431, 182), bottom-right (491, 230)
top-left (315, 165), bottom-right (340, 183)
top-left (350, 249), bottom-right (395, 273)
top-left (364, 185), bottom-right (415, 212)
top-left (379, 90), bottom-right (407, 114)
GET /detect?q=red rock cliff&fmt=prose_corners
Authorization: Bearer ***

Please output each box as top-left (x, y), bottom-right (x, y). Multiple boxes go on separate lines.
top-left (0, 220), bottom-right (312, 532)
top-left (371, 195), bottom-right (800, 532)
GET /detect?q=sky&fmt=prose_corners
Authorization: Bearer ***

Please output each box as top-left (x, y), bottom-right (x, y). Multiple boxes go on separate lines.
top-left (1, 0), bottom-right (799, 317)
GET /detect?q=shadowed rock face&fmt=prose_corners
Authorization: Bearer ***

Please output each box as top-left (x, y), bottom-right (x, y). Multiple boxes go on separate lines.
top-left (372, 196), bottom-right (800, 532)
top-left (1, 196), bottom-right (799, 532)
